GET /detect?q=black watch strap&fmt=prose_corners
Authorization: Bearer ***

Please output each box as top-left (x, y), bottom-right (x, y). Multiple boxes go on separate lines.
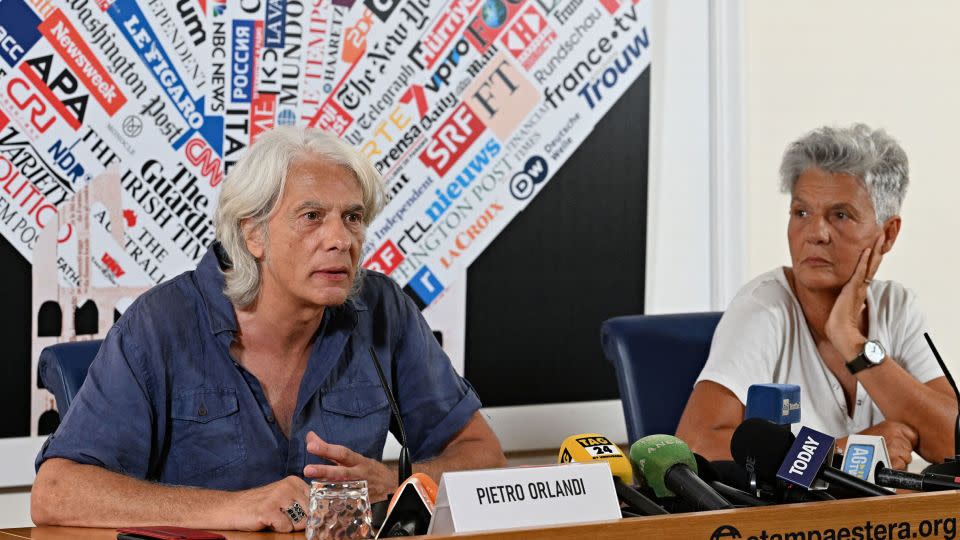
top-left (846, 353), bottom-right (872, 374)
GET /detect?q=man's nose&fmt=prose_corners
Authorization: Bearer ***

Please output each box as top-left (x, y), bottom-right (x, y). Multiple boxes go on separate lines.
top-left (325, 219), bottom-right (352, 251)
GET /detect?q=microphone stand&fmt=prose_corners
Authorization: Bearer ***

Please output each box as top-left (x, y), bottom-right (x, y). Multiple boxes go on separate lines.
top-left (921, 334), bottom-right (960, 475)
top-left (370, 347), bottom-right (412, 531)
top-left (370, 347), bottom-right (412, 483)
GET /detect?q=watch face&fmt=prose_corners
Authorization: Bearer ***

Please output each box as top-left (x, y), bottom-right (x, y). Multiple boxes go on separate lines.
top-left (864, 340), bottom-right (885, 363)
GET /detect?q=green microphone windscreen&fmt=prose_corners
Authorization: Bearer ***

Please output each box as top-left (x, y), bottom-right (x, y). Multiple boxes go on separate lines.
top-left (629, 434), bottom-right (699, 498)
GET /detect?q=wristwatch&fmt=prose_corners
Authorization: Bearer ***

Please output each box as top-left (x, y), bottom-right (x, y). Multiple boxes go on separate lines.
top-left (846, 340), bottom-right (886, 374)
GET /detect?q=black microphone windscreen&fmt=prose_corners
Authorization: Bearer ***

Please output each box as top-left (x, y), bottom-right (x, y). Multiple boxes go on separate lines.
top-left (730, 418), bottom-right (795, 483)
top-left (711, 460), bottom-right (754, 492)
top-left (694, 454), bottom-right (768, 507)
top-left (693, 453), bottom-right (718, 483)
top-left (923, 459), bottom-right (960, 477)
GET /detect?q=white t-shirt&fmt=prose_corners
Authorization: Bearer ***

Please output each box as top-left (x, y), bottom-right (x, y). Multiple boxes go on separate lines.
top-left (696, 267), bottom-right (944, 438)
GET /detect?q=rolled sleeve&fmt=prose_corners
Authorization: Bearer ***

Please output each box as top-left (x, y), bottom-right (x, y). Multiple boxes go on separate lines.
top-left (36, 322), bottom-right (157, 478)
top-left (696, 296), bottom-right (779, 405)
top-left (411, 379), bottom-right (482, 461)
top-left (392, 289), bottom-right (482, 461)
top-left (894, 290), bottom-right (945, 384)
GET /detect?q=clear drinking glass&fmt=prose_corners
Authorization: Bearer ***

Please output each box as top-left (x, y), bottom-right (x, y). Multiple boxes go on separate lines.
top-left (306, 480), bottom-right (373, 540)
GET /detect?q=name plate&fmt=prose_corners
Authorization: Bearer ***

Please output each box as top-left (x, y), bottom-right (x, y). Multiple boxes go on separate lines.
top-left (426, 462), bottom-right (621, 535)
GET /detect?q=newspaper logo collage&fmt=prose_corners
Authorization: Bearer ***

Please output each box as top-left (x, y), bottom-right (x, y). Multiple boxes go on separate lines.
top-left (0, 0), bottom-right (650, 434)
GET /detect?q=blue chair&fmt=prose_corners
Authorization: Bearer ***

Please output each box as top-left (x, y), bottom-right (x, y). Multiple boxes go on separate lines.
top-left (601, 312), bottom-right (723, 442)
top-left (38, 340), bottom-right (103, 415)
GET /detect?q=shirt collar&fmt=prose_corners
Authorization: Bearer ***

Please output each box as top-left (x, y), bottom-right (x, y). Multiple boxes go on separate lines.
top-left (194, 243), bottom-right (369, 336)
top-left (195, 244), bottom-right (240, 335)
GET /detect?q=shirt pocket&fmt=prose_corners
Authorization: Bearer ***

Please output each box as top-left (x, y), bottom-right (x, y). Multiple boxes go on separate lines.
top-left (169, 387), bottom-right (246, 483)
top-left (319, 383), bottom-right (391, 459)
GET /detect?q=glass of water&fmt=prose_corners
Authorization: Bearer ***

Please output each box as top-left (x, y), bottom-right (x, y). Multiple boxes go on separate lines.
top-left (306, 480), bottom-right (373, 540)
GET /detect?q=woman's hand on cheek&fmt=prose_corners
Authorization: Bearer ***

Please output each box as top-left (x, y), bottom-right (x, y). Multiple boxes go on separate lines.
top-left (825, 234), bottom-right (884, 359)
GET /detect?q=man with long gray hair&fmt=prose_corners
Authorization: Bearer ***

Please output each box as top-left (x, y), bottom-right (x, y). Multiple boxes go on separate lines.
top-left (677, 124), bottom-right (956, 469)
top-left (31, 127), bottom-right (506, 531)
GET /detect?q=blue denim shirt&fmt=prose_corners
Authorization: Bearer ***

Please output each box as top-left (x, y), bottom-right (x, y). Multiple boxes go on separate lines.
top-left (36, 246), bottom-right (482, 490)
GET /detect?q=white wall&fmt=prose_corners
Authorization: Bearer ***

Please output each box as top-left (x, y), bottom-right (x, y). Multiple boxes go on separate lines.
top-left (646, 0), bottom-right (714, 314)
top-left (743, 0), bottom-right (960, 377)
top-left (0, 489), bottom-right (31, 528)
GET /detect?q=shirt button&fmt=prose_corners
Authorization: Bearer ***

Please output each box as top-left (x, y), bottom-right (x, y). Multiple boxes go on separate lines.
top-left (266, 413), bottom-right (275, 423)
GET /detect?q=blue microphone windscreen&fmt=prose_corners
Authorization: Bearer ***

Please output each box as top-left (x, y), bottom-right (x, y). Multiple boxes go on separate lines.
top-left (745, 384), bottom-right (800, 425)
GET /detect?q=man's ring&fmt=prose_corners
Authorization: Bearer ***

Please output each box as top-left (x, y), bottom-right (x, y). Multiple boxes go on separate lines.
top-left (285, 501), bottom-right (306, 524)
top-left (864, 279), bottom-right (872, 285)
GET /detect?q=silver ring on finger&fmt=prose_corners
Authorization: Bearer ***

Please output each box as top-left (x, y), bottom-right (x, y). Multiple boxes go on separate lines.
top-left (285, 501), bottom-right (306, 524)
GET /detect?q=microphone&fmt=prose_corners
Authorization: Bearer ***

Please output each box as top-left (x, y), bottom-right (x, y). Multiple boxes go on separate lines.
top-left (558, 434), bottom-right (668, 515)
top-left (370, 347), bottom-right (412, 486)
top-left (709, 460), bottom-right (757, 493)
top-left (926, 333), bottom-right (960, 455)
top-left (730, 418), bottom-right (796, 486)
top-left (772, 424), bottom-right (893, 497)
top-left (874, 466), bottom-right (960, 492)
top-left (730, 418), bottom-right (835, 503)
top-left (920, 333), bottom-right (960, 476)
top-left (629, 435), bottom-right (733, 511)
top-left (745, 384), bottom-right (801, 426)
top-left (840, 435), bottom-right (890, 483)
top-left (369, 347), bottom-right (412, 530)
top-left (693, 454), bottom-right (770, 507)
top-left (376, 473), bottom-right (437, 538)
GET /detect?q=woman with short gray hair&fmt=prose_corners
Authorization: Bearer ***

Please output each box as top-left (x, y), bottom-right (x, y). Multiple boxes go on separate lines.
top-left (677, 124), bottom-right (957, 470)
top-left (780, 123), bottom-right (908, 223)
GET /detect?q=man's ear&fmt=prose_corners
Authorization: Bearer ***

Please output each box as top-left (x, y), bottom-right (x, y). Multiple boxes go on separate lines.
top-left (242, 219), bottom-right (266, 259)
top-left (880, 216), bottom-right (901, 254)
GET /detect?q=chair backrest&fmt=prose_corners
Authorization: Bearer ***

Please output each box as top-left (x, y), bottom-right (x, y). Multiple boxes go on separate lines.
top-left (601, 312), bottom-right (723, 443)
top-left (38, 340), bottom-right (103, 415)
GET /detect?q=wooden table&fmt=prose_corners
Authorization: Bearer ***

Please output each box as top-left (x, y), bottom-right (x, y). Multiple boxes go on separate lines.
top-left (4, 490), bottom-right (959, 539)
